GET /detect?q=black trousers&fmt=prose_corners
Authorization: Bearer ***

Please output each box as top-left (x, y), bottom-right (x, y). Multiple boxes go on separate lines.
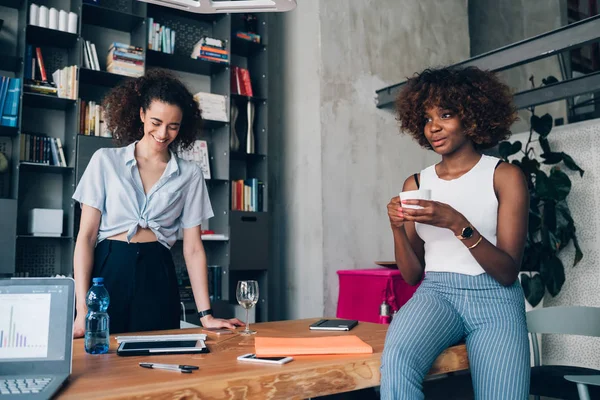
top-left (92, 240), bottom-right (180, 334)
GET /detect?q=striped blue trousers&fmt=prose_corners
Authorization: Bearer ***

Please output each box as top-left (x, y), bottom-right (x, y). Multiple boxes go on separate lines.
top-left (380, 272), bottom-right (530, 400)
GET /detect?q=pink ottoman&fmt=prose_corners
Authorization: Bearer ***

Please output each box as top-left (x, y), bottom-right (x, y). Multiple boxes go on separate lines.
top-left (336, 268), bottom-right (420, 323)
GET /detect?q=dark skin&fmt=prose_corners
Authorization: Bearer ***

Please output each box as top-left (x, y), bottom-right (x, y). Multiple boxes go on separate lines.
top-left (387, 107), bottom-right (529, 286)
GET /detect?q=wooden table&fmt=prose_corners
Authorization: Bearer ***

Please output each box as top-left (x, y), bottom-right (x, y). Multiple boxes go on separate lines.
top-left (57, 318), bottom-right (469, 400)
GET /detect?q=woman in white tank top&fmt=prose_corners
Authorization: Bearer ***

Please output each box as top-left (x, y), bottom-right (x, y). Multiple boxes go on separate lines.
top-left (380, 67), bottom-right (530, 399)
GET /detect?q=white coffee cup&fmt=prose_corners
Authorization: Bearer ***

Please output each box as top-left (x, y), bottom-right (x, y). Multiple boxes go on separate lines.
top-left (399, 189), bottom-right (431, 209)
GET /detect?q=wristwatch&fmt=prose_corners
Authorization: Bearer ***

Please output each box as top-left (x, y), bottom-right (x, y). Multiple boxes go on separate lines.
top-left (456, 226), bottom-right (474, 240)
top-left (197, 308), bottom-right (213, 319)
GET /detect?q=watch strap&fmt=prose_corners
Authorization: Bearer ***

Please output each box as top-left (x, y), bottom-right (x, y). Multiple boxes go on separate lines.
top-left (197, 308), bottom-right (213, 318)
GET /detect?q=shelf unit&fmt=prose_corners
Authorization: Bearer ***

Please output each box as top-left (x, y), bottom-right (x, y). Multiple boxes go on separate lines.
top-left (0, 0), bottom-right (271, 324)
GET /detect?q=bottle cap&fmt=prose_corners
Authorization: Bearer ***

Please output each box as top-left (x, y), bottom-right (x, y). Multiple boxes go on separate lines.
top-left (92, 277), bottom-right (104, 284)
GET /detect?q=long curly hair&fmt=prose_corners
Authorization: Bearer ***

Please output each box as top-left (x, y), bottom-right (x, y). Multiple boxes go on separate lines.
top-left (102, 68), bottom-right (202, 150)
top-left (395, 66), bottom-right (518, 150)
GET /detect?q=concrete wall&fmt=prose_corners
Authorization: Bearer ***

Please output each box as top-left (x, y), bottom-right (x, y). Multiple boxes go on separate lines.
top-left (269, 0), bottom-right (470, 320)
top-left (469, 0), bottom-right (568, 132)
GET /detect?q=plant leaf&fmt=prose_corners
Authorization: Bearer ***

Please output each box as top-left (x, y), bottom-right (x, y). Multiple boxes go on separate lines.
top-left (573, 234), bottom-right (583, 267)
top-left (529, 210), bottom-right (541, 237)
top-left (535, 170), bottom-right (552, 199)
top-left (498, 141), bottom-right (522, 160)
top-left (561, 153), bottom-right (585, 177)
top-left (549, 168), bottom-right (571, 201)
top-left (521, 273), bottom-right (545, 307)
top-left (539, 137), bottom-right (551, 154)
top-left (542, 76), bottom-right (559, 86)
top-left (540, 255), bottom-right (565, 297)
top-left (531, 114), bottom-right (553, 137)
top-left (543, 200), bottom-right (557, 233)
top-left (541, 152), bottom-right (563, 164)
top-left (521, 242), bottom-right (542, 272)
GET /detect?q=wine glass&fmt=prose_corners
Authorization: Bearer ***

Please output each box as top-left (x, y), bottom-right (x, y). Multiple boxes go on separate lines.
top-left (236, 280), bottom-right (259, 335)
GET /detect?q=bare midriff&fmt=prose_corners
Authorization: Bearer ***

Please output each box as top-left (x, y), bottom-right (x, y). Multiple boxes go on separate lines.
top-left (107, 227), bottom-right (158, 243)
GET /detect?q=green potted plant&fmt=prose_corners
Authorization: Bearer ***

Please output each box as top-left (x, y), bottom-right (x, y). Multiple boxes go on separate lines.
top-left (497, 76), bottom-right (584, 307)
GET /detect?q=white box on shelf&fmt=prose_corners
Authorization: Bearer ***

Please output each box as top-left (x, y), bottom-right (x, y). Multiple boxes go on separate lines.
top-left (28, 208), bottom-right (63, 237)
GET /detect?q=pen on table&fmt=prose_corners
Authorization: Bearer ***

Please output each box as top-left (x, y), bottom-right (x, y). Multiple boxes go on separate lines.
top-left (139, 363), bottom-right (199, 373)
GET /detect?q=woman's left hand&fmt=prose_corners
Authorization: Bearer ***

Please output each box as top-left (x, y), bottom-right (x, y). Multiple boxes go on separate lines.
top-left (401, 199), bottom-right (466, 234)
top-left (200, 314), bottom-right (245, 330)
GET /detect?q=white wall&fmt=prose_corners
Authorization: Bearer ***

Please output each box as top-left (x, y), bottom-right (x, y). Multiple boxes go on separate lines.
top-left (269, 0), bottom-right (470, 319)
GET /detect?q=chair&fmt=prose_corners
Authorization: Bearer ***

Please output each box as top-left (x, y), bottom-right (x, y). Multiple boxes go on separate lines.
top-left (564, 375), bottom-right (600, 400)
top-left (527, 306), bottom-right (600, 400)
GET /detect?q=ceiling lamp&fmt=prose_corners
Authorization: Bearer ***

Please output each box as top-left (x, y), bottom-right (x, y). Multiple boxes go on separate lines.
top-left (137, 0), bottom-right (297, 13)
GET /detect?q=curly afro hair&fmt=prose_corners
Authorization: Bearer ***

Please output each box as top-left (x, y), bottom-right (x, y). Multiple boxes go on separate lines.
top-left (395, 66), bottom-right (518, 150)
top-left (102, 68), bottom-right (202, 150)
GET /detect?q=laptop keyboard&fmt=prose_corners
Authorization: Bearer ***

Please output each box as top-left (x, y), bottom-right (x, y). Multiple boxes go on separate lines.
top-left (0, 378), bottom-right (52, 395)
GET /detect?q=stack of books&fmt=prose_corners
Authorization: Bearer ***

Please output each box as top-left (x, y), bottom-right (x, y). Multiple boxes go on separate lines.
top-left (231, 66), bottom-right (253, 97)
top-left (193, 92), bottom-right (228, 123)
top-left (82, 39), bottom-right (100, 71)
top-left (106, 43), bottom-right (144, 77)
top-left (236, 31), bottom-right (261, 43)
top-left (231, 178), bottom-right (264, 212)
top-left (0, 76), bottom-right (21, 127)
top-left (191, 37), bottom-right (228, 64)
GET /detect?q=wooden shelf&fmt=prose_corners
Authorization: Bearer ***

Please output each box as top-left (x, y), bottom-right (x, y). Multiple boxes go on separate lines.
top-left (79, 68), bottom-right (135, 87)
top-left (23, 93), bottom-right (75, 110)
top-left (19, 162), bottom-right (73, 174)
top-left (146, 50), bottom-right (227, 76)
top-left (26, 25), bottom-right (78, 48)
top-left (82, 4), bottom-right (144, 32)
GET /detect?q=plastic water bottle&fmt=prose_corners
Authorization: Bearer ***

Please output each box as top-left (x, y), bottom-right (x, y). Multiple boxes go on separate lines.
top-left (84, 277), bottom-right (110, 354)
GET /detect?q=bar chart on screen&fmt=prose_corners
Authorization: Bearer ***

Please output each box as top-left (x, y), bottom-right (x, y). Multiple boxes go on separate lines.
top-left (0, 293), bottom-right (51, 359)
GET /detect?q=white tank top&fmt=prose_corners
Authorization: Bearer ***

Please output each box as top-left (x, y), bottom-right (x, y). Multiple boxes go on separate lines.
top-left (415, 155), bottom-right (499, 276)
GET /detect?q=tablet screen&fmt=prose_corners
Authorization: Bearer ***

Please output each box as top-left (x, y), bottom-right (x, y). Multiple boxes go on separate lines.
top-left (121, 340), bottom-right (201, 350)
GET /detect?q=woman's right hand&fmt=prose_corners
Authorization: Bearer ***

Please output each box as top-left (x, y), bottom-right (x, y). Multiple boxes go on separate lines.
top-left (73, 311), bottom-right (86, 338)
top-left (387, 196), bottom-right (405, 229)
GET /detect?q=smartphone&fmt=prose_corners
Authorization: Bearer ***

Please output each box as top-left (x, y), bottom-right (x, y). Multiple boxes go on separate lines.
top-left (237, 353), bottom-right (293, 365)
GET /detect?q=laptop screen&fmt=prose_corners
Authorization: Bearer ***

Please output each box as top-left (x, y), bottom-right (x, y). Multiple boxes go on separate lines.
top-left (0, 279), bottom-right (74, 368)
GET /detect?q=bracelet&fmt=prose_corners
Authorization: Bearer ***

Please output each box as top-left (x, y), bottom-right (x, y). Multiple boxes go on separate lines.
top-left (197, 308), bottom-right (213, 319)
top-left (468, 236), bottom-right (483, 250)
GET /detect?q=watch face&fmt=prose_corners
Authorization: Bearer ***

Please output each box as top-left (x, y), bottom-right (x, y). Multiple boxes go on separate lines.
top-left (463, 226), bottom-right (474, 239)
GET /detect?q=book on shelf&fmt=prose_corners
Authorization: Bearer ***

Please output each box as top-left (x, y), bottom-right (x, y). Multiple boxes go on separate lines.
top-left (231, 178), bottom-right (264, 212)
top-left (230, 66), bottom-right (253, 97)
top-left (236, 31), bottom-right (261, 43)
top-left (147, 18), bottom-right (176, 54)
top-left (19, 133), bottom-right (67, 167)
top-left (106, 42), bottom-right (144, 77)
top-left (0, 76), bottom-right (21, 127)
top-left (177, 139), bottom-right (211, 180)
top-left (193, 92), bottom-right (228, 123)
top-left (191, 37), bottom-right (229, 64)
top-left (79, 100), bottom-right (109, 137)
top-left (51, 65), bottom-right (78, 99)
top-left (82, 39), bottom-right (101, 71)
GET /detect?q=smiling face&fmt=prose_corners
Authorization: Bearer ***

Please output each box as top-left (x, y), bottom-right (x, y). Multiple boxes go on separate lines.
top-left (139, 100), bottom-right (183, 151)
top-left (423, 106), bottom-right (471, 155)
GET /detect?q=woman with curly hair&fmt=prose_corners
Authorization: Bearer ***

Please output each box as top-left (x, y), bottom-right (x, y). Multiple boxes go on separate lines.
top-left (381, 66), bottom-right (530, 399)
top-left (72, 69), bottom-right (242, 336)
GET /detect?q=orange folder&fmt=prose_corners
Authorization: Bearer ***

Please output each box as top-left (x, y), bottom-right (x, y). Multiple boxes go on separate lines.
top-left (254, 335), bottom-right (373, 357)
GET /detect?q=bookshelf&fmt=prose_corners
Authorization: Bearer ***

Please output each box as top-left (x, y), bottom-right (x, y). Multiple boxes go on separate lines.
top-left (0, 0), bottom-right (271, 324)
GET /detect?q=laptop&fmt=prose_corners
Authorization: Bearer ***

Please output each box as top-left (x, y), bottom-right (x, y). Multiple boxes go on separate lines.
top-left (0, 277), bottom-right (75, 399)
